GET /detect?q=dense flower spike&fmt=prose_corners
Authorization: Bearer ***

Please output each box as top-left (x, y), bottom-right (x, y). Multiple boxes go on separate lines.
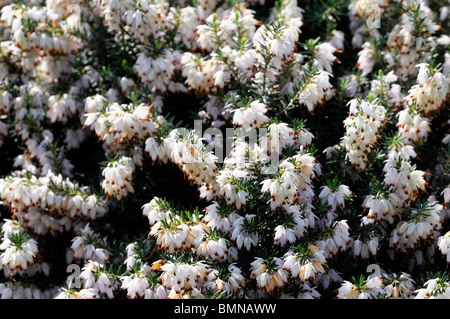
top-left (101, 155), bottom-right (135, 200)
top-left (282, 244), bottom-right (327, 282)
top-left (336, 275), bottom-right (385, 299)
top-left (250, 257), bottom-right (288, 294)
top-left (415, 277), bottom-right (450, 299)
top-left (83, 102), bottom-right (155, 156)
top-left (405, 63), bottom-right (450, 116)
top-left (341, 97), bottom-right (386, 171)
top-left (389, 200), bottom-right (443, 253)
top-left (0, 223), bottom-right (39, 275)
top-left (438, 232), bottom-right (450, 264)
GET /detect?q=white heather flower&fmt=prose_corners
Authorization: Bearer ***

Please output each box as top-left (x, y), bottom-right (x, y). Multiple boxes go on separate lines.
top-left (144, 284), bottom-right (168, 299)
top-left (388, 84), bottom-right (404, 107)
top-left (250, 257), bottom-right (288, 294)
top-left (196, 8), bottom-right (258, 52)
top-left (231, 214), bottom-right (258, 251)
top-left (337, 276), bottom-right (385, 299)
top-left (134, 49), bottom-right (182, 94)
top-left (0, 281), bottom-right (56, 299)
top-left (145, 136), bottom-right (169, 164)
top-left (386, 3), bottom-right (440, 81)
top-left (370, 71), bottom-right (398, 101)
top-left (149, 217), bottom-right (197, 253)
top-left (340, 74), bottom-right (360, 97)
top-left (341, 98), bottom-right (386, 171)
top-left (203, 202), bottom-right (237, 233)
top-left (79, 260), bottom-right (114, 299)
top-left (389, 201), bottom-right (442, 253)
top-left (0, 231), bottom-right (39, 274)
top-left (205, 263), bottom-right (247, 296)
top-left (282, 244), bottom-right (326, 282)
top-left (142, 197), bottom-right (174, 226)
top-left (356, 42), bottom-right (376, 76)
top-left (252, 18), bottom-right (300, 82)
top-left (157, 260), bottom-right (209, 292)
top-left (46, 90), bottom-right (79, 124)
top-left (261, 154), bottom-right (317, 210)
top-left (415, 278), bottom-right (450, 299)
top-left (167, 129), bottom-right (218, 195)
top-left (215, 168), bottom-right (249, 210)
top-left (315, 220), bottom-right (350, 258)
top-left (329, 30), bottom-right (345, 51)
top-left (232, 101), bottom-right (269, 133)
top-left (64, 128), bottom-right (86, 151)
top-left (123, 242), bottom-right (138, 271)
top-left (297, 70), bottom-right (333, 113)
top-left (293, 125), bottom-right (314, 148)
top-left (195, 231), bottom-right (231, 262)
top-left (397, 106), bottom-right (431, 144)
top-left (348, 0), bottom-right (389, 19)
top-left (443, 53), bottom-right (450, 77)
top-left (84, 94), bottom-right (106, 113)
top-left (83, 102), bottom-right (155, 154)
top-left (54, 288), bottom-right (98, 299)
top-left (318, 184), bottom-right (352, 212)
top-left (69, 224), bottom-right (110, 264)
top-left (265, 122), bottom-right (295, 154)
top-left (383, 272), bottom-right (415, 299)
top-left (273, 225), bottom-right (297, 246)
top-left (313, 42), bottom-right (340, 74)
top-left (181, 52), bottom-right (218, 94)
top-left (362, 190), bottom-right (403, 224)
top-left (405, 63), bottom-right (450, 116)
top-left (121, 273), bottom-right (150, 299)
top-left (384, 137), bottom-right (417, 170)
top-left (101, 156), bottom-right (135, 200)
top-left (438, 231), bottom-right (450, 264)
top-left (351, 236), bottom-right (378, 259)
top-left (387, 161), bottom-right (427, 205)
top-left (442, 186), bottom-right (450, 205)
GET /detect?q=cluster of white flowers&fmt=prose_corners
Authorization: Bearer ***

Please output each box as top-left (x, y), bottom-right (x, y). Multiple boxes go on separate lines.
top-left (318, 183), bottom-right (352, 214)
top-left (341, 98), bottom-right (386, 171)
top-left (261, 153), bottom-right (318, 210)
top-left (0, 0), bottom-right (449, 301)
top-left (337, 271), bottom-right (421, 299)
top-left (134, 50), bottom-right (185, 94)
top-left (385, 1), bottom-right (441, 81)
top-left (315, 220), bottom-right (351, 258)
top-left (0, 282), bottom-right (58, 299)
top-left (389, 200), bottom-right (442, 253)
top-left (83, 102), bottom-right (155, 158)
top-left (101, 155), bottom-right (135, 200)
top-left (79, 260), bottom-right (116, 299)
top-left (0, 172), bottom-right (106, 235)
top-left (282, 244), bottom-right (326, 282)
top-left (0, 220), bottom-right (39, 276)
top-left (438, 231), bottom-right (450, 264)
top-left (336, 275), bottom-right (385, 299)
top-left (415, 277), bottom-right (450, 299)
top-left (232, 100), bottom-right (269, 133)
top-left (362, 187), bottom-right (403, 224)
top-left (397, 105), bottom-right (432, 144)
top-left (406, 63), bottom-right (450, 116)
